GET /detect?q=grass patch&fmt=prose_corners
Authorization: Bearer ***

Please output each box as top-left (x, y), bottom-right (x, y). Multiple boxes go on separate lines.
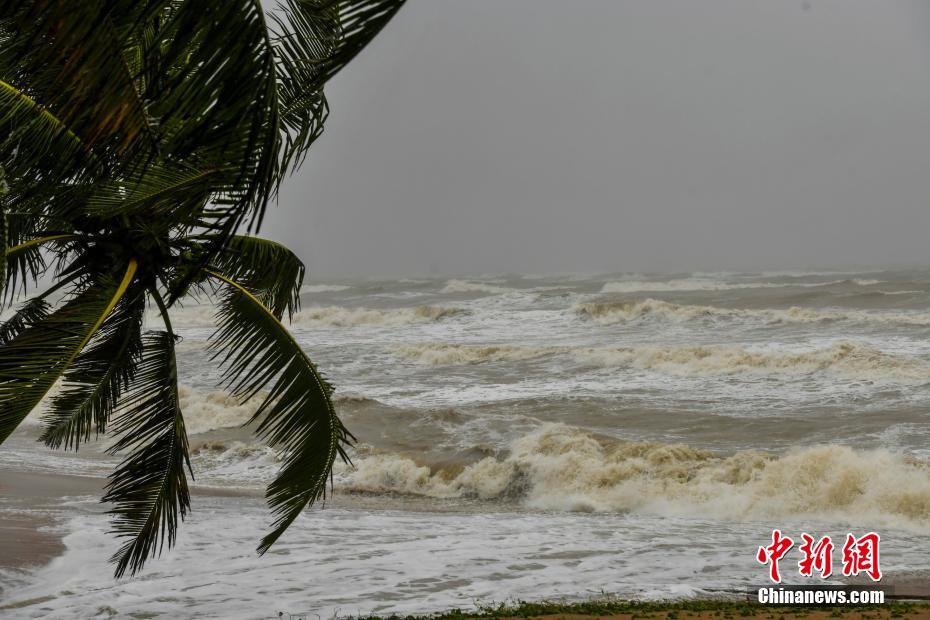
top-left (353, 599), bottom-right (930, 620)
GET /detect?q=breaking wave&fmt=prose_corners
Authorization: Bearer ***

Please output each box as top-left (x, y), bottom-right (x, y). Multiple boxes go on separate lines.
top-left (300, 284), bottom-right (351, 294)
top-left (441, 279), bottom-right (516, 295)
top-left (599, 278), bottom-right (882, 294)
top-left (291, 305), bottom-right (467, 327)
top-left (392, 343), bottom-right (557, 365)
top-left (576, 341), bottom-right (929, 380)
top-left (391, 340), bottom-right (930, 380)
top-left (339, 424), bottom-right (930, 530)
top-left (574, 299), bottom-right (930, 327)
top-left (177, 386), bottom-right (265, 435)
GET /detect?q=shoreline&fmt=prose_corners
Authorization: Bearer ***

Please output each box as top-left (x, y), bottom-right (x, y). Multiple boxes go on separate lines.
top-left (3, 470), bottom-right (930, 616)
top-left (356, 600), bottom-right (930, 620)
top-left (0, 470), bottom-right (102, 571)
top-left (0, 468), bottom-right (260, 574)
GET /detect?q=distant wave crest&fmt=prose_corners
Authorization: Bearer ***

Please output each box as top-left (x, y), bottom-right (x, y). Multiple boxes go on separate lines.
top-left (599, 278), bottom-right (882, 293)
top-left (441, 279), bottom-right (516, 294)
top-left (574, 299), bottom-right (930, 327)
top-left (391, 340), bottom-right (930, 381)
top-left (292, 305), bottom-right (467, 327)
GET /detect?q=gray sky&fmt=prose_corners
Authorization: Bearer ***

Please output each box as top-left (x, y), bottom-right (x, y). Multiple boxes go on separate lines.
top-left (265, 0), bottom-right (930, 277)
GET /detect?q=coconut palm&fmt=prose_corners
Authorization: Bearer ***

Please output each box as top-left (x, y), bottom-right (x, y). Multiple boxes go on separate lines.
top-left (0, 0), bottom-right (405, 577)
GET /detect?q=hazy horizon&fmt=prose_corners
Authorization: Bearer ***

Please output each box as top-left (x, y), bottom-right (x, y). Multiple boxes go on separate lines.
top-left (264, 0), bottom-right (930, 277)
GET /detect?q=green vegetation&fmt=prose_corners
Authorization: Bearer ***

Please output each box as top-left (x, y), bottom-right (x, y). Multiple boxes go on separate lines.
top-left (0, 0), bottom-right (404, 577)
top-left (351, 599), bottom-right (930, 620)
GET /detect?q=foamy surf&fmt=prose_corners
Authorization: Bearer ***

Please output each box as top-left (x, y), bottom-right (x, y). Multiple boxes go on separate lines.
top-left (291, 305), bottom-right (467, 327)
top-left (440, 279), bottom-right (516, 294)
top-left (338, 423), bottom-right (930, 531)
top-left (390, 340), bottom-right (930, 381)
top-left (574, 299), bottom-right (930, 326)
top-left (598, 277), bottom-right (883, 294)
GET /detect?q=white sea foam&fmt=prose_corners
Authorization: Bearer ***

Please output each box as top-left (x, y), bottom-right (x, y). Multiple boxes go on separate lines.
top-left (599, 278), bottom-right (882, 293)
top-left (292, 305), bottom-right (466, 327)
top-left (575, 341), bottom-right (930, 380)
top-left (340, 423), bottom-right (930, 530)
top-left (178, 386), bottom-right (266, 435)
top-left (299, 284), bottom-right (351, 293)
top-left (391, 343), bottom-right (558, 365)
top-left (440, 279), bottom-right (516, 294)
top-left (390, 340), bottom-right (930, 381)
top-left (574, 299), bottom-right (930, 326)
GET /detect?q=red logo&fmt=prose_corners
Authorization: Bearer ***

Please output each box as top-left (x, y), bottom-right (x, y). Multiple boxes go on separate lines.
top-left (798, 533), bottom-right (834, 579)
top-left (758, 530), bottom-right (881, 583)
top-left (842, 532), bottom-right (882, 581)
top-left (756, 529), bottom-right (794, 583)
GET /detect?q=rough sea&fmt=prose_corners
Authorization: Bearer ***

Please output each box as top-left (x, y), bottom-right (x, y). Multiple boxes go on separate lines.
top-left (3, 270), bottom-right (930, 618)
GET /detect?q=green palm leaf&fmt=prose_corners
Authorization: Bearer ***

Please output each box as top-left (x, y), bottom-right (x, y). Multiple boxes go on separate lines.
top-left (0, 259), bottom-right (137, 445)
top-left (85, 164), bottom-right (222, 219)
top-left (2, 234), bottom-right (81, 304)
top-left (0, 197), bottom-right (5, 292)
top-left (41, 292), bottom-right (145, 451)
top-left (211, 235), bottom-right (305, 319)
top-left (104, 330), bottom-right (192, 578)
top-left (0, 297), bottom-right (50, 345)
top-left (207, 269), bottom-right (350, 554)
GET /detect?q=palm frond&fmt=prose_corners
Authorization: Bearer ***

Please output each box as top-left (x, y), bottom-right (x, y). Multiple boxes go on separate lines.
top-left (269, 0), bottom-right (407, 174)
top-left (207, 270), bottom-right (350, 554)
top-left (0, 195), bottom-right (5, 292)
top-left (0, 77), bottom-right (100, 183)
top-left (0, 1), bottom-right (166, 163)
top-left (0, 296), bottom-right (50, 345)
top-left (85, 164), bottom-right (222, 219)
top-left (104, 330), bottom-right (192, 578)
top-left (0, 260), bottom-right (137, 445)
top-left (308, 0), bottom-right (406, 86)
top-left (41, 291), bottom-right (145, 450)
top-left (210, 236), bottom-right (305, 319)
top-left (3, 234), bottom-right (80, 305)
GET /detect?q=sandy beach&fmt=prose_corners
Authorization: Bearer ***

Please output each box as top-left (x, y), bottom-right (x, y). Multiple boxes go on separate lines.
top-left (0, 471), bottom-right (101, 571)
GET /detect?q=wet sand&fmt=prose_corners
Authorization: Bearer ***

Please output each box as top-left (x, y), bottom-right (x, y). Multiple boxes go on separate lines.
top-left (0, 471), bottom-right (101, 570)
top-left (0, 469), bottom-right (257, 572)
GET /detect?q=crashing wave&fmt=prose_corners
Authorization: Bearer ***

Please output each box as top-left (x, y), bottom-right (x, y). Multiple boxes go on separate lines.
top-left (300, 284), bottom-right (351, 294)
top-left (574, 299), bottom-right (930, 327)
top-left (391, 340), bottom-right (929, 381)
top-left (392, 343), bottom-right (561, 365)
top-left (599, 278), bottom-right (883, 294)
top-left (290, 305), bottom-right (466, 327)
top-left (575, 341), bottom-right (929, 380)
top-left (440, 279), bottom-right (516, 295)
top-left (337, 423), bottom-right (930, 530)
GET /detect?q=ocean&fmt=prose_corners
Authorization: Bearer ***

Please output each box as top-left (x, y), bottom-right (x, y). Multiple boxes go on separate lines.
top-left (2, 269), bottom-right (930, 618)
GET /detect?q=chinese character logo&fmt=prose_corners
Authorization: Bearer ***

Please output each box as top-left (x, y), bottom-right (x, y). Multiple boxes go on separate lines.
top-left (757, 530), bottom-right (881, 583)
top-left (756, 529), bottom-right (794, 583)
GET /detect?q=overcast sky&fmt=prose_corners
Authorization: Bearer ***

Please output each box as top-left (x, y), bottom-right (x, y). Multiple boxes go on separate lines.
top-left (264, 0), bottom-right (930, 277)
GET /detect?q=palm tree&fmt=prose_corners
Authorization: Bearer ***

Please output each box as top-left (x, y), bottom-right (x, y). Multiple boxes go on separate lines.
top-left (0, 0), bottom-right (405, 577)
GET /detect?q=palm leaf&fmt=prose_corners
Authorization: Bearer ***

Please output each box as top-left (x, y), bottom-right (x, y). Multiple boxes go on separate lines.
top-left (3, 233), bottom-right (81, 306)
top-left (41, 291), bottom-right (145, 450)
top-left (84, 164), bottom-right (222, 219)
top-left (207, 269), bottom-right (350, 554)
top-left (0, 77), bottom-right (100, 183)
top-left (0, 296), bottom-right (50, 345)
top-left (104, 330), bottom-right (192, 578)
top-left (269, 0), bottom-right (407, 174)
top-left (309, 0), bottom-right (407, 85)
top-left (0, 259), bottom-right (137, 445)
top-left (0, 197), bottom-right (5, 292)
top-left (211, 235), bottom-right (305, 319)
